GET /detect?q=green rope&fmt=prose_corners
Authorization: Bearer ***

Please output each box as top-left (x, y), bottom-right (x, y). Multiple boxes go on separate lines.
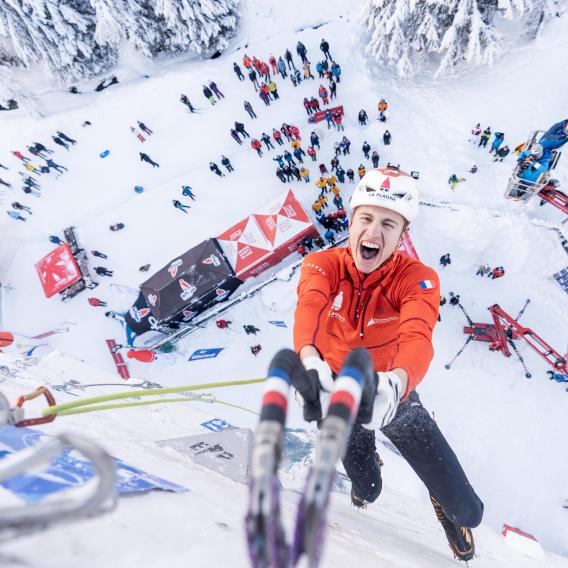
top-left (42, 377), bottom-right (266, 417)
top-left (55, 397), bottom-right (214, 416)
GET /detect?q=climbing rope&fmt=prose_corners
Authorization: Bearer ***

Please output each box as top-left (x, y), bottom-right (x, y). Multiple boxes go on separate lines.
top-left (3, 377), bottom-right (265, 426)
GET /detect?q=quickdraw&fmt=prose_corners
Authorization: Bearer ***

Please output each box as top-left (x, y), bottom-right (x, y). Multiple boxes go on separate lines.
top-left (14, 387), bottom-right (57, 427)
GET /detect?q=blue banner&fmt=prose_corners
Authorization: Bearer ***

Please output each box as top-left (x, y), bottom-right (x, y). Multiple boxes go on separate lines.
top-left (268, 320), bottom-right (288, 328)
top-left (201, 418), bottom-right (232, 432)
top-left (553, 267), bottom-right (568, 295)
top-left (0, 426), bottom-right (187, 502)
top-left (188, 347), bottom-right (224, 361)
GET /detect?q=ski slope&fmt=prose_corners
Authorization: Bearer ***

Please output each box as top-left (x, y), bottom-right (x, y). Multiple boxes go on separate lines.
top-left (1, 0), bottom-right (567, 564)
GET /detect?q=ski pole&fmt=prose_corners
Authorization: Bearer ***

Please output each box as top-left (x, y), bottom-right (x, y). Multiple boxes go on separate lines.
top-left (445, 335), bottom-right (474, 369)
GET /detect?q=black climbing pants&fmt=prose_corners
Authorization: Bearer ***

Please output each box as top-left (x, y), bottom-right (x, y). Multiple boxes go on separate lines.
top-left (341, 390), bottom-right (484, 528)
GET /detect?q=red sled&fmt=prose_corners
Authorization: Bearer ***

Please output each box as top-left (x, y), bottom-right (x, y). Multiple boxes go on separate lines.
top-left (106, 339), bottom-right (130, 379)
top-left (308, 105), bottom-right (344, 124)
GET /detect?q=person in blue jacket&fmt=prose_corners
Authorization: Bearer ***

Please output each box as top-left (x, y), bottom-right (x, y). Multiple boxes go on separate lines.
top-left (489, 132), bottom-right (504, 155)
top-left (539, 118), bottom-right (568, 153)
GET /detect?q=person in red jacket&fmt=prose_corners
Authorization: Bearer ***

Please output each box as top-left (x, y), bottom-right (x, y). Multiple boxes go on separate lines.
top-left (272, 128), bottom-right (284, 146)
top-left (318, 84), bottom-right (329, 105)
top-left (88, 297), bottom-right (107, 307)
top-left (293, 166), bottom-right (482, 562)
top-left (251, 138), bottom-right (263, 157)
top-left (126, 349), bottom-right (157, 363)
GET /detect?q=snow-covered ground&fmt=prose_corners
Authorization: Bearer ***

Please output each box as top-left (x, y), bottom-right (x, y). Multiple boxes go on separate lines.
top-left (0, 0), bottom-right (567, 565)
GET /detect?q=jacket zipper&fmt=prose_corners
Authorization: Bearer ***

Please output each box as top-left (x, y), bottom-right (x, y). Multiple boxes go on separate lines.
top-left (359, 298), bottom-right (369, 338)
top-left (353, 280), bottom-right (364, 323)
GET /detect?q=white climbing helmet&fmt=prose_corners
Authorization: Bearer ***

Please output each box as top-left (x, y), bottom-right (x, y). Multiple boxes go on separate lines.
top-left (349, 166), bottom-right (420, 222)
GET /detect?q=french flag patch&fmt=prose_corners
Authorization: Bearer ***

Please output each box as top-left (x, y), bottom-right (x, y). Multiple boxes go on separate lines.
top-left (419, 280), bottom-right (434, 289)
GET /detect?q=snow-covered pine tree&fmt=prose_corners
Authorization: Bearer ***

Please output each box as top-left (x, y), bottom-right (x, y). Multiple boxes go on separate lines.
top-left (154, 0), bottom-right (241, 56)
top-left (362, 0), bottom-right (557, 76)
top-left (362, 0), bottom-right (442, 76)
top-left (91, 0), bottom-right (170, 59)
top-left (436, 0), bottom-right (501, 77)
top-left (0, 0), bottom-right (116, 84)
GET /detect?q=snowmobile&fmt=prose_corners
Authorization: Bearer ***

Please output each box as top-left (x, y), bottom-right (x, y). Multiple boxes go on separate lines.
top-left (504, 130), bottom-right (562, 202)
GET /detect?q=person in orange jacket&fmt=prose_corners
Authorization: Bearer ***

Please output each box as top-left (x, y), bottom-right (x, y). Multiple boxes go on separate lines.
top-left (293, 166), bottom-right (482, 562)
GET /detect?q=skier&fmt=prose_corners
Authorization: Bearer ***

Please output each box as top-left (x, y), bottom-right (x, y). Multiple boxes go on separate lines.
top-left (377, 98), bottom-right (388, 121)
top-left (309, 97), bottom-right (320, 113)
top-left (268, 80), bottom-right (279, 100)
top-left (45, 158), bottom-right (68, 173)
top-left (439, 253), bottom-right (451, 267)
top-left (489, 266), bottom-right (505, 279)
top-left (494, 145), bottom-right (510, 162)
top-left (470, 123), bottom-right (481, 144)
top-left (272, 129), bottom-right (284, 146)
top-left (209, 162), bottom-right (224, 176)
top-left (0, 178), bottom-right (11, 188)
top-left (95, 266), bottom-right (113, 277)
top-left (137, 122), bottom-right (153, 136)
top-left (261, 133), bottom-right (274, 151)
top-left (284, 48), bottom-right (296, 71)
top-left (221, 156), bottom-right (234, 172)
top-left (235, 121), bottom-right (250, 138)
top-left (210, 81), bottom-right (224, 100)
top-left (490, 132), bottom-right (504, 155)
top-left (139, 153), bottom-right (159, 168)
top-left (91, 250), bottom-right (107, 259)
top-left (300, 167), bottom-right (310, 183)
top-left (88, 297), bottom-right (107, 307)
top-left (250, 344), bottom-right (262, 356)
top-left (244, 324), bottom-right (260, 335)
top-left (469, 164), bottom-right (478, 173)
top-left (329, 79), bottom-right (337, 100)
top-left (476, 264), bottom-right (491, 276)
top-left (448, 174), bottom-right (465, 190)
top-left (547, 370), bottom-right (568, 384)
top-left (251, 139), bottom-right (263, 157)
top-left (277, 57), bottom-right (287, 78)
top-left (320, 38), bottom-right (332, 61)
top-left (303, 61), bottom-right (314, 80)
top-left (57, 131), bottom-right (77, 145)
top-left (340, 136), bottom-right (351, 155)
top-left (275, 168), bottom-right (286, 183)
top-left (230, 129), bottom-right (242, 145)
top-left (383, 130), bottom-right (392, 145)
top-left (362, 141), bottom-right (371, 160)
top-left (11, 202), bottom-right (32, 214)
top-left (330, 156), bottom-right (339, 172)
top-left (139, 264), bottom-right (151, 272)
top-left (180, 94), bottom-right (195, 113)
top-left (294, 168), bottom-right (482, 562)
top-left (479, 127), bottom-right (491, 148)
top-left (52, 135), bottom-right (70, 150)
top-left (244, 100), bottom-right (257, 119)
top-left (371, 150), bottom-right (380, 168)
top-left (130, 126), bottom-right (145, 143)
top-left (203, 84), bottom-right (216, 105)
top-left (307, 146), bottom-right (317, 162)
top-left (336, 166), bottom-right (346, 183)
top-left (449, 292), bottom-right (460, 306)
top-left (296, 41), bottom-right (308, 63)
top-left (182, 185), bottom-right (196, 200)
top-left (216, 319), bottom-right (232, 329)
top-left (233, 62), bottom-right (245, 81)
top-left (346, 168), bottom-right (355, 183)
top-left (358, 109), bottom-right (368, 126)
top-left (284, 150), bottom-right (295, 166)
top-left (310, 131), bottom-right (320, 149)
top-left (357, 164), bottom-right (366, 179)
top-left (110, 223), bottom-right (125, 231)
top-left (6, 210), bottom-right (26, 222)
top-left (303, 97), bottom-right (312, 115)
top-left (172, 199), bottom-right (191, 213)
top-left (318, 163), bottom-right (328, 176)
top-left (318, 85), bottom-right (329, 106)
